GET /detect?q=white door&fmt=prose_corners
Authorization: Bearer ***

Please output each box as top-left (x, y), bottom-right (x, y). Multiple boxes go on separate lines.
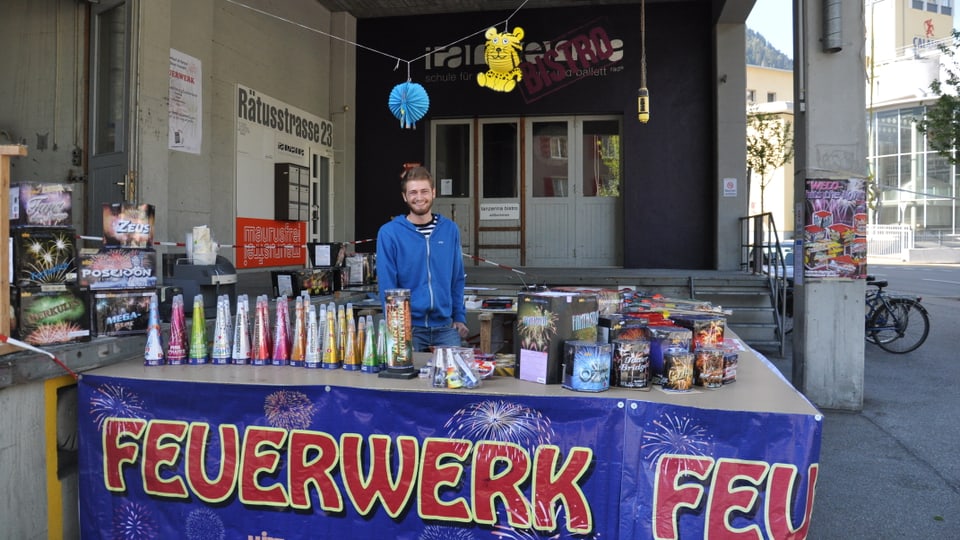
top-left (525, 117), bottom-right (622, 266)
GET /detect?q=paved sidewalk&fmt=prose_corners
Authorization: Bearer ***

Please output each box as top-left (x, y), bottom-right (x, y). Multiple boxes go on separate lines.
top-left (757, 326), bottom-right (959, 539)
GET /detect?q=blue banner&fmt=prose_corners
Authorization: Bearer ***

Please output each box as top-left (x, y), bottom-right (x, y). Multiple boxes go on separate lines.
top-left (78, 374), bottom-right (820, 539)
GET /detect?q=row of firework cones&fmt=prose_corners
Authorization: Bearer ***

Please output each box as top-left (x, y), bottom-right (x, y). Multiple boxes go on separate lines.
top-left (144, 291), bottom-right (395, 371)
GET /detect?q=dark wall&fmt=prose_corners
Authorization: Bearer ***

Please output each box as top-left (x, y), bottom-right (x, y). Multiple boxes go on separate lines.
top-left (354, 2), bottom-right (715, 268)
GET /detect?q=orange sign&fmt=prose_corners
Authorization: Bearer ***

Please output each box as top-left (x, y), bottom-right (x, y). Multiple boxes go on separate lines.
top-left (235, 217), bottom-right (306, 269)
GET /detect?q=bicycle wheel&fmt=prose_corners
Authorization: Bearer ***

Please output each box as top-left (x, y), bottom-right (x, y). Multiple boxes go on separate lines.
top-left (867, 298), bottom-right (930, 353)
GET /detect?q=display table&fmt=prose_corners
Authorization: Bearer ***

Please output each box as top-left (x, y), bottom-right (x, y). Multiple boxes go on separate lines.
top-left (77, 338), bottom-right (821, 539)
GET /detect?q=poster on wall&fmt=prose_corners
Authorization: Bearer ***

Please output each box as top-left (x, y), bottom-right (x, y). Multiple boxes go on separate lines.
top-left (235, 217), bottom-right (306, 269)
top-left (168, 48), bottom-right (202, 154)
top-left (803, 178), bottom-right (868, 279)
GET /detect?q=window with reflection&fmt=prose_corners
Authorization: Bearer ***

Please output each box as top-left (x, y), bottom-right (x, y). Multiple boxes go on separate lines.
top-left (532, 121), bottom-right (568, 198)
top-left (582, 120), bottom-right (622, 197)
top-left (434, 123), bottom-right (471, 197)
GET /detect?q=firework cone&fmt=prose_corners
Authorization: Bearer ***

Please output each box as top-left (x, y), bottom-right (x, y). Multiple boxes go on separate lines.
top-left (356, 316), bottom-right (366, 363)
top-left (251, 295), bottom-right (272, 365)
top-left (232, 295), bottom-right (251, 364)
top-left (166, 294), bottom-right (188, 365)
top-left (342, 317), bottom-right (359, 370)
top-left (289, 296), bottom-right (306, 367)
top-left (211, 296), bottom-right (232, 364)
top-left (144, 293), bottom-right (164, 366)
top-left (361, 316), bottom-right (379, 373)
top-left (337, 305), bottom-right (346, 361)
top-left (305, 305), bottom-right (320, 368)
top-left (322, 308), bottom-right (339, 369)
top-left (271, 296), bottom-right (291, 366)
top-left (376, 318), bottom-right (387, 369)
top-left (188, 294), bottom-right (208, 364)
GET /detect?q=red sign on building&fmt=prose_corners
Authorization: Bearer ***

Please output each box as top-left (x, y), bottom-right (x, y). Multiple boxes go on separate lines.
top-left (235, 217), bottom-right (306, 269)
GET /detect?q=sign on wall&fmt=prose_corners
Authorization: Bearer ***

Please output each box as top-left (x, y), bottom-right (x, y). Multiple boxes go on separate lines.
top-left (803, 178), bottom-right (868, 279)
top-left (235, 217), bottom-right (306, 269)
top-left (169, 49), bottom-right (202, 154)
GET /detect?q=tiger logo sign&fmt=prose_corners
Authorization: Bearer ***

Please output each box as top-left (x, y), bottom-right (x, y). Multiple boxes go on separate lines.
top-left (477, 26), bottom-right (524, 92)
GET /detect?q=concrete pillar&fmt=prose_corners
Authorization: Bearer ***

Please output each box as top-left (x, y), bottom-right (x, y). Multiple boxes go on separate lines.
top-left (792, 0), bottom-right (866, 410)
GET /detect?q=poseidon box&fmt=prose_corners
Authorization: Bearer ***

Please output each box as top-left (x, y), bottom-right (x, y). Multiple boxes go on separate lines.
top-left (12, 227), bottom-right (78, 286)
top-left (9, 182), bottom-right (73, 228)
top-left (515, 291), bottom-right (598, 384)
top-left (92, 289), bottom-right (155, 336)
top-left (15, 285), bottom-right (91, 345)
top-left (79, 248), bottom-right (158, 290)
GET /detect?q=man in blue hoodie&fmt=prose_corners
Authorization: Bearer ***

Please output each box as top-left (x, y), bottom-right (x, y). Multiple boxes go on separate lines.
top-left (376, 166), bottom-right (468, 351)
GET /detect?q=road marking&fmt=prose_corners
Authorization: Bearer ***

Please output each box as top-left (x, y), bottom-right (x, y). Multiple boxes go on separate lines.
top-left (922, 279), bottom-right (960, 285)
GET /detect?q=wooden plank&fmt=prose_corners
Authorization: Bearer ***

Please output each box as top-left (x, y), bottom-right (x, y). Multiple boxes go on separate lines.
top-left (1, 145), bottom-right (28, 355)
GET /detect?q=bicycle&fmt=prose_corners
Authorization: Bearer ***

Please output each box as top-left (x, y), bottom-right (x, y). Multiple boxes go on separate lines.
top-left (864, 275), bottom-right (930, 353)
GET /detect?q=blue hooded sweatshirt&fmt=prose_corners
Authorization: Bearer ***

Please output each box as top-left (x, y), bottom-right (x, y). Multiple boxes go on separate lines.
top-left (376, 214), bottom-right (466, 328)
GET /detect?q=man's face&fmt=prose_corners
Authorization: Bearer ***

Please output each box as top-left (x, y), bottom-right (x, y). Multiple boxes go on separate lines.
top-left (402, 179), bottom-right (435, 217)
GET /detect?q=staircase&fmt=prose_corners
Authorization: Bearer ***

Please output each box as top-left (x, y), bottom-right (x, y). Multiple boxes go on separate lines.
top-left (689, 274), bottom-right (786, 357)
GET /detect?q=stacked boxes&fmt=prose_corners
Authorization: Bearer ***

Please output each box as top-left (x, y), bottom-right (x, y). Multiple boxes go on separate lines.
top-left (515, 291), bottom-right (598, 384)
top-left (87, 204), bottom-right (158, 337)
top-left (9, 182), bottom-right (89, 345)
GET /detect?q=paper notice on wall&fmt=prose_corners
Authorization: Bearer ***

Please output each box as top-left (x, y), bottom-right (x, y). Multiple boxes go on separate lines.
top-left (722, 177), bottom-right (737, 197)
top-left (169, 48), bottom-right (202, 154)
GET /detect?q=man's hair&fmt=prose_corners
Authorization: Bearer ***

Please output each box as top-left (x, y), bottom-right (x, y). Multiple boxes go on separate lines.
top-left (401, 166), bottom-right (434, 191)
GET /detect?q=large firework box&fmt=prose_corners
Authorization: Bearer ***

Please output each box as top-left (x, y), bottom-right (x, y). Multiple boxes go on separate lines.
top-left (271, 268), bottom-right (341, 298)
top-left (515, 291), bottom-right (598, 384)
top-left (11, 227), bottom-right (78, 286)
top-left (91, 288), bottom-right (156, 337)
top-left (344, 253), bottom-right (376, 286)
top-left (9, 182), bottom-right (73, 228)
top-left (669, 313), bottom-right (726, 350)
top-left (102, 203), bottom-right (155, 248)
top-left (642, 324), bottom-right (693, 385)
top-left (307, 242), bottom-right (346, 268)
top-left (14, 284), bottom-right (91, 345)
top-left (552, 286), bottom-right (633, 317)
top-left (598, 313), bottom-right (648, 343)
top-left (78, 247), bottom-right (158, 290)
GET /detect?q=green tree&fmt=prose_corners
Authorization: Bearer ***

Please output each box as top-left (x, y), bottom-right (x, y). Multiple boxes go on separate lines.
top-left (746, 109), bottom-right (794, 216)
top-left (916, 29), bottom-right (960, 165)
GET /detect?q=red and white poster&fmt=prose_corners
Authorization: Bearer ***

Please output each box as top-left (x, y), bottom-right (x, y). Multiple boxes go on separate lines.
top-left (235, 217), bottom-right (306, 269)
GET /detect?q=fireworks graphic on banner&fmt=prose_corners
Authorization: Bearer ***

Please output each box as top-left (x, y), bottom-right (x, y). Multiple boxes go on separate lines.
top-left (89, 383), bottom-right (149, 432)
top-left (112, 501), bottom-right (158, 540)
top-left (419, 525), bottom-right (477, 540)
top-left (640, 413), bottom-right (713, 470)
top-left (263, 390), bottom-right (316, 430)
top-left (444, 400), bottom-right (555, 449)
top-left (185, 507), bottom-right (225, 540)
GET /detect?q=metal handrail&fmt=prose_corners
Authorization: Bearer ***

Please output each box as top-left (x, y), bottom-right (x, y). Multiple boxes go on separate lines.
top-left (739, 213), bottom-right (788, 356)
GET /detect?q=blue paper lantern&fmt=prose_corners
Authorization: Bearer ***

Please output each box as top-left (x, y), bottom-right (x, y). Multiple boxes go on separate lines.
top-left (388, 81), bottom-right (430, 129)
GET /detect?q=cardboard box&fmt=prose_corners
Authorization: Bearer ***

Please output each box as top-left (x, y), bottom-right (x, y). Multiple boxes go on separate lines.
top-left (669, 313), bottom-right (726, 350)
top-left (516, 291), bottom-right (598, 384)
top-left (9, 182), bottom-right (73, 228)
top-left (102, 203), bottom-right (155, 248)
top-left (92, 289), bottom-right (156, 336)
top-left (15, 285), bottom-right (90, 345)
top-left (79, 248), bottom-right (158, 290)
top-left (307, 242), bottom-right (346, 268)
top-left (643, 325), bottom-right (693, 385)
top-left (598, 313), bottom-right (647, 343)
top-left (271, 268), bottom-right (341, 298)
top-left (345, 253), bottom-right (376, 286)
top-left (12, 228), bottom-right (78, 286)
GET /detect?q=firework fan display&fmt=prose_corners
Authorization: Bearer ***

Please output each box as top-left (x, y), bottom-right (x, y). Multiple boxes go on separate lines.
top-left (92, 289), bottom-right (154, 336)
top-left (612, 339), bottom-right (650, 389)
top-left (516, 291), bottom-right (598, 385)
top-left (662, 347), bottom-right (695, 391)
top-left (165, 294), bottom-right (188, 365)
top-left (669, 313), bottom-right (725, 350)
top-left (644, 325), bottom-right (693, 386)
top-left (14, 286), bottom-right (90, 345)
top-left (12, 228), bottom-right (78, 286)
top-left (9, 182), bottom-right (73, 227)
top-left (562, 341), bottom-right (612, 392)
top-left (101, 203), bottom-right (155, 248)
top-left (78, 248), bottom-right (157, 290)
top-left (694, 347), bottom-right (725, 388)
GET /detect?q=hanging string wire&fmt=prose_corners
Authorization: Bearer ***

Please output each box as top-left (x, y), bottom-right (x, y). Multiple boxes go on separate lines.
top-left (640, 0), bottom-right (647, 88)
top-left (224, 0), bottom-right (530, 71)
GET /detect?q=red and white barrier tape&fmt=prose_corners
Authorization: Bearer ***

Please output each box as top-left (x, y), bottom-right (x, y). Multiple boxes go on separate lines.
top-left (462, 252), bottom-right (527, 275)
top-left (77, 235), bottom-right (375, 251)
top-left (0, 335), bottom-right (80, 379)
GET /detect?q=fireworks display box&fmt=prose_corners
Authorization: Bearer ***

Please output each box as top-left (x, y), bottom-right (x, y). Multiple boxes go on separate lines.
top-left (669, 313), bottom-right (726, 350)
top-left (553, 286), bottom-right (633, 316)
top-left (12, 227), bottom-right (78, 286)
top-left (598, 313), bottom-right (648, 343)
top-left (307, 242), bottom-right (346, 268)
top-left (15, 285), bottom-right (91, 345)
top-left (271, 268), bottom-right (341, 298)
top-left (344, 253), bottom-right (377, 286)
top-left (92, 289), bottom-right (156, 337)
top-left (102, 203), bottom-right (155, 248)
top-left (515, 291), bottom-right (598, 384)
top-left (9, 182), bottom-right (73, 228)
top-left (78, 248), bottom-right (158, 290)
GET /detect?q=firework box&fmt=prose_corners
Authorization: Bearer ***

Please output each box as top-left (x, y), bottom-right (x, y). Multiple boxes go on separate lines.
top-left (9, 182), bottom-right (73, 228)
top-left (102, 203), bottom-right (155, 248)
top-left (92, 289), bottom-right (155, 336)
top-left (345, 253), bottom-right (376, 286)
top-left (515, 291), bottom-right (598, 384)
top-left (12, 227), bottom-right (78, 286)
top-left (669, 313), bottom-right (726, 350)
top-left (598, 313), bottom-right (648, 343)
top-left (553, 286), bottom-right (631, 316)
top-left (307, 242), bottom-right (346, 268)
top-left (78, 248), bottom-right (158, 290)
top-left (642, 325), bottom-right (693, 385)
top-left (15, 285), bottom-right (90, 345)
top-left (271, 268), bottom-right (340, 298)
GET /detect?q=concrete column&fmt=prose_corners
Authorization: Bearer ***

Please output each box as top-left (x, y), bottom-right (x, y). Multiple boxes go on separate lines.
top-left (792, 0), bottom-right (866, 410)
top-left (715, 22), bottom-right (749, 271)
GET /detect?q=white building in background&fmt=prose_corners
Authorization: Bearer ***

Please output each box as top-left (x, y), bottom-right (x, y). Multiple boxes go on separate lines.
top-left (866, 0), bottom-right (959, 234)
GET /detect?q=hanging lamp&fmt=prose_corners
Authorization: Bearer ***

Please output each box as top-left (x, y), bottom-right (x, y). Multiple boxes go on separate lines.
top-left (637, 0), bottom-right (650, 123)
